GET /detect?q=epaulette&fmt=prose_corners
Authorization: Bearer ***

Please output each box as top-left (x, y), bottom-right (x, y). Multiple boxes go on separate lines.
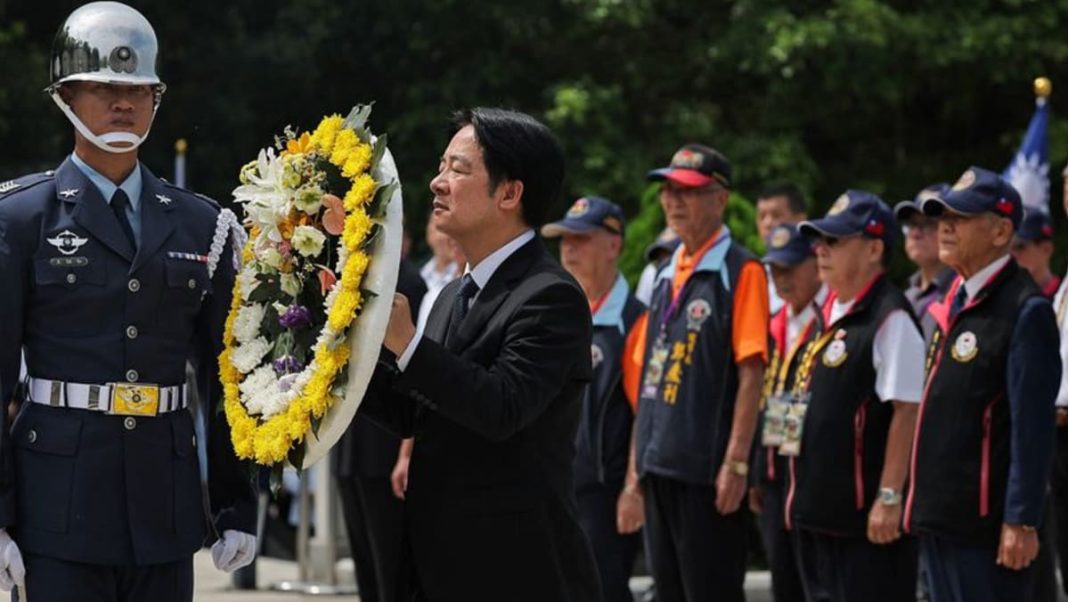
top-left (160, 180), bottom-right (222, 210)
top-left (0, 170), bottom-right (56, 200)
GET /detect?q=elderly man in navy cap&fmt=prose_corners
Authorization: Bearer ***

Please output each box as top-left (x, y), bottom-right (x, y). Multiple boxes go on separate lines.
top-left (895, 184), bottom-right (956, 342)
top-left (905, 167), bottom-right (1061, 602)
top-left (542, 197), bottom-right (645, 602)
top-left (789, 191), bottom-right (924, 602)
top-left (750, 224), bottom-right (826, 602)
top-left (1011, 211), bottom-right (1060, 298)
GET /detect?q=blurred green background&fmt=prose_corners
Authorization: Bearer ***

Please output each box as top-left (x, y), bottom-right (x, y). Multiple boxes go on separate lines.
top-left (3, 0), bottom-right (1067, 282)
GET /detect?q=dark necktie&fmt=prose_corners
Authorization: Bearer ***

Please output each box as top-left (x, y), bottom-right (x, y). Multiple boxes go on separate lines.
top-left (110, 189), bottom-right (136, 248)
top-left (949, 285), bottom-right (968, 320)
top-left (446, 274), bottom-right (480, 344)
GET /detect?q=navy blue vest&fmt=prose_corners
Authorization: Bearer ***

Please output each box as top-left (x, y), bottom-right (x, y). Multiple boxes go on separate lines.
top-left (906, 261), bottom-right (1041, 545)
top-left (635, 236), bottom-right (757, 485)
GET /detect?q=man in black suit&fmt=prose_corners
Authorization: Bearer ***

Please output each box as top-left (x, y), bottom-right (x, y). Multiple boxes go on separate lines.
top-left (358, 107), bottom-right (601, 601)
top-left (333, 255), bottom-right (425, 602)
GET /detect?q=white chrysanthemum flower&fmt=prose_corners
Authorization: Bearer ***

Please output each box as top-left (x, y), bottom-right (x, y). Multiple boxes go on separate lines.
top-left (232, 337), bottom-right (272, 374)
top-left (291, 225), bottom-right (326, 257)
top-left (239, 365), bottom-right (277, 415)
top-left (237, 268), bottom-right (258, 301)
top-left (233, 303), bottom-right (266, 344)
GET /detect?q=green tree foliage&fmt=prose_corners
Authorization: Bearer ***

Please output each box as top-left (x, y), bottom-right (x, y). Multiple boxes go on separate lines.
top-left (2, 0), bottom-right (1066, 278)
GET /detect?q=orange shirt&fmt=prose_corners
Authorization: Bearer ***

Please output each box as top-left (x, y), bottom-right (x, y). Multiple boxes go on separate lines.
top-left (622, 231), bottom-right (769, 403)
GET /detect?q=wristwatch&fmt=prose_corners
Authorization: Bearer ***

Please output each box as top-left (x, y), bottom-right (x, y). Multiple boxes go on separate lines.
top-left (726, 460), bottom-right (749, 477)
top-left (878, 487), bottom-right (902, 506)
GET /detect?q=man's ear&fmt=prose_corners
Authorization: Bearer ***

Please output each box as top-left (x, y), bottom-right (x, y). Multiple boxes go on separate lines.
top-left (991, 217), bottom-right (1015, 248)
top-left (497, 179), bottom-right (524, 214)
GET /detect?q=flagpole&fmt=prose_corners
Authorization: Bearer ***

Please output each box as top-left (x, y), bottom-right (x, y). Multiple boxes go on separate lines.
top-left (1036, 76), bottom-right (1052, 105)
top-left (174, 138), bottom-right (188, 188)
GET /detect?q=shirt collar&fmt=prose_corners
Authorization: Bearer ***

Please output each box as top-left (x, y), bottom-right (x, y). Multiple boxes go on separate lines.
top-left (654, 225), bottom-right (733, 288)
top-left (962, 254), bottom-right (1011, 301)
top-left (592, 273), bottom-right (630, 333)
top-left (70, 152), bottom-right (142, 211)
top-left (465, 229), bottom-right (535, 290)
top-left (421, 258), bottom-right (458, 286)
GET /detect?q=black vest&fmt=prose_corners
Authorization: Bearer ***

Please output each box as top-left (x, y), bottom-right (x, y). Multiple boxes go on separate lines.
top-left (635, 241), bottom-right (757, 485)
top-left (906, 260), bottom-right (1041, 545)
top-left (789, 275), bottom-right (915, 536)
top-left (574, 291), bottom-right (645, 491)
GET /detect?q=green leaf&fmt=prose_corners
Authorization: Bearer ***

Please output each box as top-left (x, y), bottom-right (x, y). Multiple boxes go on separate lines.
top-left (368, 181), bottom-right (398, 218)
top-left (360, 223), bottom-right (383, 251)
top-left (287, 442), bottom-right (306, 474)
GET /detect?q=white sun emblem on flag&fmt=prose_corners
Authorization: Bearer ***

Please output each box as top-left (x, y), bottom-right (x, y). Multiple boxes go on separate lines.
top-left (1005, 153), bottom-right (1050, 214)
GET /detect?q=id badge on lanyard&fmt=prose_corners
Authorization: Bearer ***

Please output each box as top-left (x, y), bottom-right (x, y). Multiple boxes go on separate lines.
top-left (762, 392), bottom-right (790, 447)
top-left (778, 392), bottom-right (810, 457)
top-left (641, 332), bottom-right (670, 399)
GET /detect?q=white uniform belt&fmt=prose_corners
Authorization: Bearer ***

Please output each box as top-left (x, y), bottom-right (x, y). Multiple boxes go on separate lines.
top-left (28, 377), bottom-right (188, 415)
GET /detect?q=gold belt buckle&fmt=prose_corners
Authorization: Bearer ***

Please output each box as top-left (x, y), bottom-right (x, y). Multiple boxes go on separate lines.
top-left (110, 383), bottom-right (160, 417)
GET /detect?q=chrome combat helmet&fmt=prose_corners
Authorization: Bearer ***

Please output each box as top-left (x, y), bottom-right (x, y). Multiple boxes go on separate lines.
top-left (46, 2), bottom-right (166, 154)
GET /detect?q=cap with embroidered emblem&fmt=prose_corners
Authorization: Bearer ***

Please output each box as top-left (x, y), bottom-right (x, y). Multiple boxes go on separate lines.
top-left (799, 189), bottom-right (897, 248)
top-left (920, 166), bottom-right (1023, 228)
top-left (540, 196), bottom-right (625, 238)
top-left (647, 144), bottom-right (731, 188)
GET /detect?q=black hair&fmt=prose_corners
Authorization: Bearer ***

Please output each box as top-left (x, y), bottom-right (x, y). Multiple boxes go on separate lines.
top-left (449, 107), bottom-right (565, 228)
top-left (757, 183), bottom-right (807, 215)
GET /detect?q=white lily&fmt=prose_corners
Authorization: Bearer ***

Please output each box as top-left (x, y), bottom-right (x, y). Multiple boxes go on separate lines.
top-left (232, 148), bottom-right (290, 242)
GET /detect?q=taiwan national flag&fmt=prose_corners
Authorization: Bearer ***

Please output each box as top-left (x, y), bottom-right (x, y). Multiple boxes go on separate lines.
top-left (1003, 94), bottom-right (1050, 215)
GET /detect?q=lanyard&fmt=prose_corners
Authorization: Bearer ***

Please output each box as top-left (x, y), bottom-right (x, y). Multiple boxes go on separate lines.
top-left (658, 233), bottom-right (730, 330)
top-left (775, 318), bottom-right (817, 393)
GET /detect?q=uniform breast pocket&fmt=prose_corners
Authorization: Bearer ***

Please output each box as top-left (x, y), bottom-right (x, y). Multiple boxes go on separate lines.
top-left (165, 258), bottom-right (211, 309)
top-left (32, 257), bottom-right (109, 336)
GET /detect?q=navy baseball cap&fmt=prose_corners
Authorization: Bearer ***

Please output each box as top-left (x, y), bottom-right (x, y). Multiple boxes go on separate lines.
top-left (920, 166), bottom-right (1023, 228)
top-left (1016, 211), bottom-right (1054, 242)
top-left (763, 224), bottom-right (814, 268)
top-left (541, 196), bottom-right (625, 238)
top-left (893, 183), bottom-right (950, 222)
top-left (799, 190), bottom-right (897, 247)
top-left (647, 144), bottom-right (731, 188)
top-left (644, 227), bottom-right (680, 262)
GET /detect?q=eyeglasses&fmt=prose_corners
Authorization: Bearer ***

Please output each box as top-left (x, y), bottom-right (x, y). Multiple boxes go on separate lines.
top-left (901, 221), bottom-right (938, 236)
top-left (816, 233), bottom-right (861, 248)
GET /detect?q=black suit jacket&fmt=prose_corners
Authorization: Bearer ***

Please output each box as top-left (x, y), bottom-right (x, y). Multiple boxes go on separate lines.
top-left (360, 236), bottom-right (602, 602)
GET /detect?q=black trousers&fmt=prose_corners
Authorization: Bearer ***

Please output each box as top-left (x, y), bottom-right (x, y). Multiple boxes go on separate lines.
top-left (337, 474), bottom-right (404, 602)
top-left (757, 482), bottom-right (805, 602)
top-left (642, 473), bottom-right (747, 602)
top-left (795, 527), bottom-right (916, 602)
top-left (1050, 426), bottom-right (1068, 597)
top-left (576, 482), bottom-right (641, 602)
top-left (17, 553), bottom-right (192, 602)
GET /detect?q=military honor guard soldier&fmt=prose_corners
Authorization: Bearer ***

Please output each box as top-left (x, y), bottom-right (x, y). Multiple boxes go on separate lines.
top-left (542, 196), bottom-right (646, 602)
top-left (627, 144), bottom-right (770, 602)
top-left (1010, 210), bottom-right (1061, 298)
top-left (789, 191), bottom-right (924, 602)
top-left (0, 2), bottom-right (258, 600)
top-left (905, 167), bottom-right (1062, 602)
top-left (749, 224), bottom-right (827, 602)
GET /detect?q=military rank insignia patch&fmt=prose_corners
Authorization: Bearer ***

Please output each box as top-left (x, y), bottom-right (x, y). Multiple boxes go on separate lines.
top-left (0, 181), bottom-right (20, 194)
top-left (951, 331), bottom-right (979, 363)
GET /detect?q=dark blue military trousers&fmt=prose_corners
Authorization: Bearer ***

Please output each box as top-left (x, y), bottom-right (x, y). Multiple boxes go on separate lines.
top-left (576, 482), bottom-right (640, 602)
top-left (642, 473), bottom-right (747, 602)
top-left (796, 527), bottom-right (917, 602)
top-left (919, 534), bottom-right (1030, 602)
top-left (756, 482), bottom-right (805, 602)
top-left (17, 552), bottom-right (192, 601)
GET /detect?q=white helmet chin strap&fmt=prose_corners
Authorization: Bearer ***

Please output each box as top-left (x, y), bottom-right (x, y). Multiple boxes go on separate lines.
top-left (50, 90), bottom-right (158, 154)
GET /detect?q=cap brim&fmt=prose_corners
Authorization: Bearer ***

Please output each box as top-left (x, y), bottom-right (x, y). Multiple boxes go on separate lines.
top-left (540, 220), bottom-right (599, 238)
top-left (920, 196), bottom-right (980, 218)
top-left (798, 218), bottom-right (858, 239)
top-left (893, 201), bottom-right (921, 222)
top-left (762, 251), bottom-right (808, 268)
top-left (644, 239), bottom-right (681, 261)
top-left (646, 168), bottom-right (713, 188)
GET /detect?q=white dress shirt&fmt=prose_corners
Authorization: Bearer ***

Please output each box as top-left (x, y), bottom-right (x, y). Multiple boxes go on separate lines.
top-left (785, 284), bottom-right (829, 351)
top-left (398, 230), bottom-right (535, 370)
top-left (1052, 270), bottom-right (1068, 407)
top-left (828, 288), bottom-right (925, 404)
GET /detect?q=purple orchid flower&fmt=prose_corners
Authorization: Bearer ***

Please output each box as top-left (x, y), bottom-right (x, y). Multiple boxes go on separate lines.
top-left (273, 355), bottom-right (303, 375)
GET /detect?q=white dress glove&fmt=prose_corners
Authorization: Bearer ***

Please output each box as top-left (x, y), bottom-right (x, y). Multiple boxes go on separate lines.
top-left (0, 529), bottom-right (25, 591)
top-left (210, 529), bottom-right (257, 573)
